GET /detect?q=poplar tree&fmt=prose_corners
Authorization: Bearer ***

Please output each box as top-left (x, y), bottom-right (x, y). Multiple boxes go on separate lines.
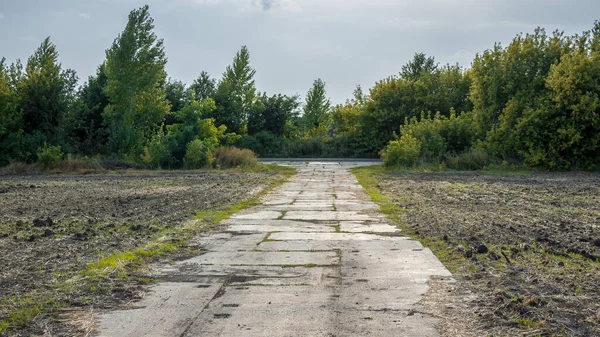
top-left (103, 5), bottom-right (170, 155)
top-left (213, 46), bottom-right (256, 133)
top-left (303, 78), bottom-right (331, 130)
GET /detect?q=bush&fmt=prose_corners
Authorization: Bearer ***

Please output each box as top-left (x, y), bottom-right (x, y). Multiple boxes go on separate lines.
top-left (36, 143), bottom-right (63, 170)
top-left (141, 132), bottom-right (173, 169)
top-left (214, 147), bottom-right (259, 168)
top-left (381, 134), bottom-right (422, 167)
top-left (184, 140), bottom-right (213, 169)
top-left (444, 148), bottom-right (495, 170)
top-left (401, 113), bottom-right (446, 160)
top-left (60, 154), bottom-right (105, 172)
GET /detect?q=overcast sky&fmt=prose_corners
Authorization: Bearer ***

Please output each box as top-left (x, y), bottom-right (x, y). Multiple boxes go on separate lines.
top-left (0, 0), bottom-right (598, 103)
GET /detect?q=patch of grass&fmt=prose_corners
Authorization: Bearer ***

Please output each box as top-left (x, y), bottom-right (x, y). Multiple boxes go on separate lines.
top-left (0, 294), bottom-right (58, 332)
top-left (0, 321), bottom-right (9, 334)
top-left (258, 232), bottom-right (274, 245)
top-left (516, 317), bottom-right (538, 329)
top-left (82, 242), bottom-right (179, 281)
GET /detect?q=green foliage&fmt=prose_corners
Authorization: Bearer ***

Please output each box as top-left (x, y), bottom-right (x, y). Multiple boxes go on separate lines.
top-left (184, 139), bottom-right (213, 169)
top-left (248, 93), bottom-right (300, 136)
top-left (401, 52), bottom-right (437, 80)
top-left (357, 55), bottom-right (472, 156)
top-left (189, 71), bottom-right (216, 102)
top-left (381, 134), bottom-right (422, 167)
top-left (164, 78), bottom-right (187, 113)
top-left (22, 37), bottom-right (78, 141)
top-left (381, 111), bottom-right (479, 168)
top-left (167, 93), bottom-right (217, 164)
top-left (106, 121), bottom-right (145, 159)
top-left (303, 78), bottom-right (331, 131)
top-left (469, 26), bottom-right (600, 169)
top-left (213, 46), bottom-right (256, 134)
top-left (103, 5), bottom-right (170, 156)
top-left (36, 142), bottom-right (63, 170)
top-left (67, 63), bottom-right (109, 155)
top-left (141, 127), bottom-right (173, 169)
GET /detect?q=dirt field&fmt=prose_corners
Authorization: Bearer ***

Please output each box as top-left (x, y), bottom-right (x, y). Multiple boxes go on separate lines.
top-left (375, 171), bottom-right (600, 336)
top-left (0, 170), bottom-right (283, 336)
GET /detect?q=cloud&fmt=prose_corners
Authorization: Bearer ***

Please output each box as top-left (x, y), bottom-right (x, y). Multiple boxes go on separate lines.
top-left (79, 12), bottom-right (90, 19)
top-left (190, 0), bottom-right (301, 12)
top-left (257, 0), bottom-right (273, 10)
top-left (0, 12), bottom-right (4, 19)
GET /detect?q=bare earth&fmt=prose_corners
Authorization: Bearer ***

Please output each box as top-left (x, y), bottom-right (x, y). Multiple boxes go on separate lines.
top-left (0, 171), bottom-right (280, 336)
top-left (377, 171), bottom-right (600, 336)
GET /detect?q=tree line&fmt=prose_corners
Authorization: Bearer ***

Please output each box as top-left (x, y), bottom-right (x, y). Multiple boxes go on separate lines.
top-left (1, 5), bottom-right (599, 169)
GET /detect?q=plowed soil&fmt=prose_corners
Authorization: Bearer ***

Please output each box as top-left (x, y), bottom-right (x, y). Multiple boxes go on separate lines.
top-left (0, 171), bottom-right (281, 336)
top-left (377, 172), bottom-right (600, 336)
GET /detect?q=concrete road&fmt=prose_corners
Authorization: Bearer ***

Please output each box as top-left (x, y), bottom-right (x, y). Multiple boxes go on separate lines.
top-left (95, 161), bottom-right (451, 337)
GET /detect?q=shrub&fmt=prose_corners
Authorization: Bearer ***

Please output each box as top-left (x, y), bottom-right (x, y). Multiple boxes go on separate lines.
top-left (381, 134), bottom-right (422, 167)
top-left (439, 110), bottom-right (475, 153)
top-left (401, 113), bottom-right (445, 160)
top-left (141, 135), bottom-right (173, 169)
top-left (1, 162), bottom-right (33, 174)
top-left (60, 154), bottom-right (105, 172)
top-left (36, 143), bottom-right (63, 170)
top-left (184, 140), bottom-right (213, 169)
top-left (444, 148), bottom-right (494, 170)
top-left (214, 146), bottom-right (259, 168)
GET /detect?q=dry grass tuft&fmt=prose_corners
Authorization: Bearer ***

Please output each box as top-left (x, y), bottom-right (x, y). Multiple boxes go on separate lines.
top-left (214, 146), bottom-right (259, 168)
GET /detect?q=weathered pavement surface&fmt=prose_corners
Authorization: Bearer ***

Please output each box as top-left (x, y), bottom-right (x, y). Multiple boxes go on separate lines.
top-left (96, 162), bottom-right (452, 337)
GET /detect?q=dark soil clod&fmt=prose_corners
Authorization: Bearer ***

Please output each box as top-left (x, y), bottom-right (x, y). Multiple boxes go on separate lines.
top-left (33, 217), bottom-right (54, 227)
top-left (476, 244), bottom-right (489, 254)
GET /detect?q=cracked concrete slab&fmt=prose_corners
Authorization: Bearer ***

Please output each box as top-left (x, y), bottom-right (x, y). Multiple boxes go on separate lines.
top-left (283, 210), bottom-right (375, 221)
top-left (268, 232), bottom-right (398, 241)
top-left (96, 282), bottom-right (221, 337)
top-left (181, 251), bottom-right (339, 266)
top-left (156, 265), bottom-right (340, 286)
top-left (95, 161), bottom-right (451, 337)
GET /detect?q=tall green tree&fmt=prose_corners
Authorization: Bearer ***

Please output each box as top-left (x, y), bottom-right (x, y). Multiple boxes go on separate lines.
top-left (103, 5), bottom-right (170, 156)
top-left (189, 71), bottom-right (216, 102)
top-left (303, 78), bottom-right (331, 130)
top-left (401, 52), bottom-right (437, 80)
top-left (0, 58), bottom-right (25, 163)
top-left (165, 79), bottom-right (187, 113)
top-left (213, 46), bottom-right (256, 133)
top-left (21, 37), bottom-right (77, 144)
top-left (247, 93), bottom-right (300, 136)
top-left (66, 63), bottom-right (109, 154)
